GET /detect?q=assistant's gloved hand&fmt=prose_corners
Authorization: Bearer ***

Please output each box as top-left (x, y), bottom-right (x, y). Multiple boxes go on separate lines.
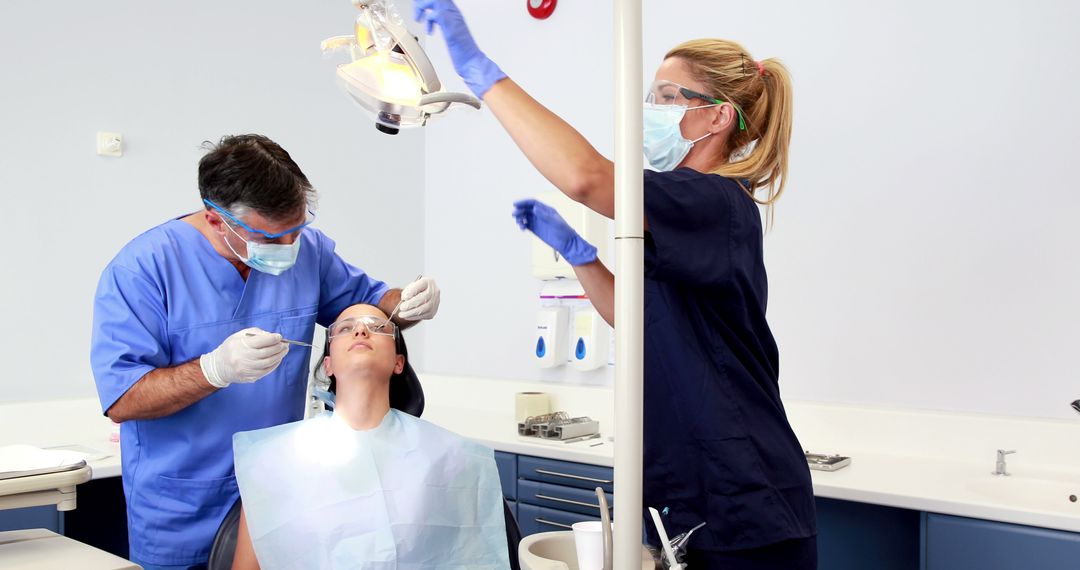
top-left (200, 328), bottom-right (289, 389)
top-left (513, 199), bottom-right (598, 266)
top-left (413, 0), bottom-right (506, 98)
top-left (398, 276), bottom-right (442, 321)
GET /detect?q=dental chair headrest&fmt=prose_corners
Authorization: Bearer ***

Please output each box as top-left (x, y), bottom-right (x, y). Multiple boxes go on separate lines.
top-left (389, 359), bottom-right (424, 417)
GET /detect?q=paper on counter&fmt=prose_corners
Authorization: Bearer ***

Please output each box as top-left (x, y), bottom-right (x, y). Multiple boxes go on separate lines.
top-left (0, 444), bottom-right (88, 480)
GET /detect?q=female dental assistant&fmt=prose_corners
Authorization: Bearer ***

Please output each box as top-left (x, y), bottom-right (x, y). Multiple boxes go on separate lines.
top-left (415, 2), bottom-right (816, 568)
top-left (90, 134), bottom-right (442, 570)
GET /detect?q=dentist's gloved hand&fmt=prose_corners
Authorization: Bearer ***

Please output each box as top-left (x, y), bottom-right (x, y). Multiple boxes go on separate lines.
top-left (398, 276), bottom-right (442, 321)
top-left (413, 0), bottom-right (506, 98)
top-left (513, 199), bottom-right (598, 266)
top-left (200, 328), bottom-right (289, 389)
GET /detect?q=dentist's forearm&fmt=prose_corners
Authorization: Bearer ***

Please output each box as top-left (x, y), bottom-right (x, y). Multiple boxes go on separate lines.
top-left (106, 359), bottom-right (218, 423)
top-left (572, 260), bottom-right (615, 327)
top-left (484, 78), bottom-right (616, 218)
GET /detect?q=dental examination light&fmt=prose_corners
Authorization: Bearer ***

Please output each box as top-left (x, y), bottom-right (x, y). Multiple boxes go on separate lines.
top-left (321, 0), bottom-right (481, 134)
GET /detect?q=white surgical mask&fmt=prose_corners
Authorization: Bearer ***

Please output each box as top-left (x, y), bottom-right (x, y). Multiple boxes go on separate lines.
top-left (643, 102), bottom-right (714, 172)
top-left (221, 220), bottom-right (301, 276)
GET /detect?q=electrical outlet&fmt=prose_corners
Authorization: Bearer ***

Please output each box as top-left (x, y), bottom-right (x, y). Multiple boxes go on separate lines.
top-left (97, 132), bottom-right (123, 157)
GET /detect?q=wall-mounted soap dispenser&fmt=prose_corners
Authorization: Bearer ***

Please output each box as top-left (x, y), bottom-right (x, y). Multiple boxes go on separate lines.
top-left (570, 308), bottom-right (610, 371)
top-left (535, 306), bottom-right (569, 368)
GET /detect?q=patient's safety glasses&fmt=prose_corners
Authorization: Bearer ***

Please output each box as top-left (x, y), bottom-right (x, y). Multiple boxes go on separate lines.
top-left (327, 315), bottom-right (397, 340)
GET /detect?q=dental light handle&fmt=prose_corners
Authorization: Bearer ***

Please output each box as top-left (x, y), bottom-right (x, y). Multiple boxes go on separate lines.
top-left (649, 507), bottom-right (684, 569)
top-left (419, 91), bottom-right (481, 110)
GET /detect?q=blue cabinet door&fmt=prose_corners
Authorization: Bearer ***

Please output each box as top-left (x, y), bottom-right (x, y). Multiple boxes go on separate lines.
top-left (518, 479), bottom-right (614, 517)
top-left (814, 497), bottom-right (920, 570)
top-left (495, 451), bottom-right (517, 500)
top-left (0, 506), bottom-right (61, 533)
top-left (925, 514), bottom-right (1080, 570)
top-left (518, 455), bottom-right (614, 494)
top-left (518, 503), bottom-right (602, 537)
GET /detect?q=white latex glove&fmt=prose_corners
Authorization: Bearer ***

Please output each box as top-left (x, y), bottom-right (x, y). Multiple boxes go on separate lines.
top-left (200, 327), bottom-right (289, 389)
top-left (397, 277), bottom-right (441, 321)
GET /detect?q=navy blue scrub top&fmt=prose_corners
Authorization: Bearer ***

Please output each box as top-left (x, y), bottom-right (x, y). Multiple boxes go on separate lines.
top-left (642, 168), bottom-right (816, 551)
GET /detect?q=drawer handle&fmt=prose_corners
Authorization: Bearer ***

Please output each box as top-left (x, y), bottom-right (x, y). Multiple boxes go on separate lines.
top-left (535, 518), bottom-right (573, 530)
top-left (534, 468), bottom-right (613, 484)
top-left (535, 493), bottom-right (608, 511)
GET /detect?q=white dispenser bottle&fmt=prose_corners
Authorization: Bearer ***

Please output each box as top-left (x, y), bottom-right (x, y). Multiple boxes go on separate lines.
top-left (535, 307), bottom-right (569, 368)
top-left (570, 308), bottom-right (610, 371)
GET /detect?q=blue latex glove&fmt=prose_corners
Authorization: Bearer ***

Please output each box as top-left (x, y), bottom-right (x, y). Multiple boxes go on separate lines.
top-left (413, 0), bottom-right (507, 98)
top-left (513, 199), bottom-right (598, 266)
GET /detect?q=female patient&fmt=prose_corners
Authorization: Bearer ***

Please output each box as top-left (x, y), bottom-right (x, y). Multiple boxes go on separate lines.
top-left (231, 303), bottom-right (509, 569)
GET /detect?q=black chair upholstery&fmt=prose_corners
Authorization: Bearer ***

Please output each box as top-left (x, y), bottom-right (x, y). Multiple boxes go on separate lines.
top-left (207, 497), bottom-right (243, 570)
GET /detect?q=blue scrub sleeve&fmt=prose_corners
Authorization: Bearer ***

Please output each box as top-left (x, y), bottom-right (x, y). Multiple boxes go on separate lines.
top-left (90, 265), bottom-right (170, 415)
top-left (643, 169), bottom-right (739, 287)
top-left (315, 232), bottom-right (391, 326)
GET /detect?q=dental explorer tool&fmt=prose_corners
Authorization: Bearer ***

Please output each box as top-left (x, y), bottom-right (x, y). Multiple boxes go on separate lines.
top-left (244, 332), bottom-right (313, 348)
top-left (384, 274), bottom-right (423, 326)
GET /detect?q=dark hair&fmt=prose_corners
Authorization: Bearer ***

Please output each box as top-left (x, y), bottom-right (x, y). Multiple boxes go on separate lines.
top-left (197, 134), bottom-right (315, 221)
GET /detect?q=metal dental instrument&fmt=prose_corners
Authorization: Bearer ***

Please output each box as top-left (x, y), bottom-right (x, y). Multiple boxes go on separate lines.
top-left (384, 274), bottom-right (423, 327)
top-left (245, 332), bottom-right (313, 348)
top-left (669, 521), bottom-right (707, 555)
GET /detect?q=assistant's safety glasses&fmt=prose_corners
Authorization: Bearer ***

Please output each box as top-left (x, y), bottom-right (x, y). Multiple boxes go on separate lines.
top-left (203, 199), bottom-right (316, 240)
top-left (327, 316), bottom-right (398, 341)
top-left (646, 80), bottom-right (746, 131)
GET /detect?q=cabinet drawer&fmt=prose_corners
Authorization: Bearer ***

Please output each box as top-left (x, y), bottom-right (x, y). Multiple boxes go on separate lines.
top-left (925, 514), bottom-right (1080, 570)
top-left (495, 451), bottom-right (517, 500)
top-left (518, 503), bottom-right (601, 536)
top-left (519, 479), bottom-right (614, 517)
top-left (518, 455), bottom-right (614, 494)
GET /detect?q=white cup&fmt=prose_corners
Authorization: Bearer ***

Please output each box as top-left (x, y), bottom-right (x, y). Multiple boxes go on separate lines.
top-left (572, 520), bottom-right (609, 570)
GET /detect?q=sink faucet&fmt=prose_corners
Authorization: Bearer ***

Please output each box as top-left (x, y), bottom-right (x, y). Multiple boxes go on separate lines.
top-left (992, 449), bottom-right (1016, 476)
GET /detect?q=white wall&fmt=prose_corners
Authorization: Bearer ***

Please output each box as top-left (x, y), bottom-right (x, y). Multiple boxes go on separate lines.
top-left (0, 1), bottom-right (426, 403)
top-left (3, 1), bottom-right (1076, 421)
top-left (418, 0), bottom-right (616, 385)
top-left (420, 1), bottom-right (1080, 420)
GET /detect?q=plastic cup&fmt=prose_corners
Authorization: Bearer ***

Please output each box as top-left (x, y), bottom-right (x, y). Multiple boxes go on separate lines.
top-left (572, 520), bottom-right (606, 570)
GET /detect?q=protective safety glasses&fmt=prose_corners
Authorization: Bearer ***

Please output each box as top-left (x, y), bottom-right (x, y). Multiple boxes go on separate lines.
top-left (327, 315), bottom-right (398, 340)
top-left (645, 80), bottom-right (746, 131)
top-left (203, 199), bottom-right (317, 240)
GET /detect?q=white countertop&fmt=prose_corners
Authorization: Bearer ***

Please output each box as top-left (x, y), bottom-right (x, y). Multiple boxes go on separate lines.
top-left (2, 376), bottom-right (1078, 534)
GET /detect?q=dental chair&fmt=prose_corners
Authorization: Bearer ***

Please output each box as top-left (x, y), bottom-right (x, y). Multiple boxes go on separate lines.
top-left (207, 334), bottom-right (521, 570)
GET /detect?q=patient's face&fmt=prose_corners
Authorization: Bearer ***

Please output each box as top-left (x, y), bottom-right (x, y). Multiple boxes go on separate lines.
top-left (324, 304), bottom-right (405, 381)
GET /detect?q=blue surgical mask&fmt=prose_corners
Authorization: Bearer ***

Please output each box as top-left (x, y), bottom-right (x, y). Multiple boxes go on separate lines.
top-left (643, 102), bottom-right (714, 171)
top-left (222, 220), bottom-right (301, 276)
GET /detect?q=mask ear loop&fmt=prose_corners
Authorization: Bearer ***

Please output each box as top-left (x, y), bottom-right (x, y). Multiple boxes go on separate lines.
top-left (218, 215), bottom-right (252, 263)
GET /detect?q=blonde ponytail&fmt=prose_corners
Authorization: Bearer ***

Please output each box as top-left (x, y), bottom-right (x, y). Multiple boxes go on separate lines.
top-left (665, 40), bottom-right (794, 226)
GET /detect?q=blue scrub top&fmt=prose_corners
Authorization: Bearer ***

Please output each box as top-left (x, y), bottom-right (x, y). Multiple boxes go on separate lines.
top-left (641, 169), bottom-right (816, 551)
top-left (90, 218), bottom-right (388, 566)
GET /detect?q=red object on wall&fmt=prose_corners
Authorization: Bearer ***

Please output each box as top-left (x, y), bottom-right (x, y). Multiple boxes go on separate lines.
top-left (527, 0), bottom-right (557, 20)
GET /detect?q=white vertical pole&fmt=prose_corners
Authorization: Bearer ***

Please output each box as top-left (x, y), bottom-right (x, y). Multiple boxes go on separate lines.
top-left (613, 0), bottom-right (644, 568)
